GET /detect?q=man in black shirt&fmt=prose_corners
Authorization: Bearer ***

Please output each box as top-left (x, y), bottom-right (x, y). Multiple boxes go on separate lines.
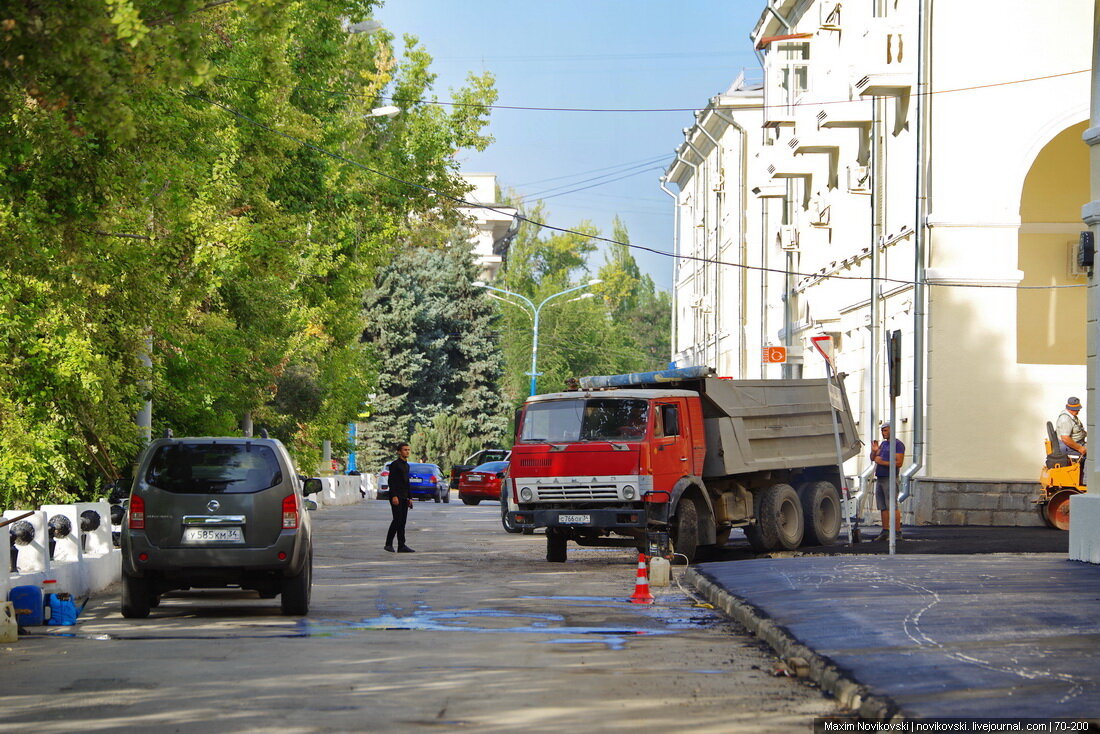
top-left (384, 443), bottom-right (415, 553)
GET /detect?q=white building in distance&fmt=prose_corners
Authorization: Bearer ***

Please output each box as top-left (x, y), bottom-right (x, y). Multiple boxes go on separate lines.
top-left (460, 173), bottom-right (518, 282)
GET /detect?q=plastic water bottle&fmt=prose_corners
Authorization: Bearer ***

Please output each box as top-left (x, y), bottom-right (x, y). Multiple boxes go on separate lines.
top-left (648, 556), bottom-right (671, 587)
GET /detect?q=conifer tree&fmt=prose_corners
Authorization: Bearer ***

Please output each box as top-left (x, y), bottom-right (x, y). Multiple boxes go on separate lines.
top-left (361, 243), bottom-right (507, 469)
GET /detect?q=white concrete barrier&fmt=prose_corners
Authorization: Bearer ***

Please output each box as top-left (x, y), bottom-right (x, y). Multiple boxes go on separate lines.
top-left (7, 481), bottom-right (363, 617)
top-left (1069, 493), bottom-right (1100, 564)
top-left (360, 473), bottom-right (377, 500)
top-left (314, 476), bottom-right (366, 507)
top-left (5, 502), bottom-right (122, 603)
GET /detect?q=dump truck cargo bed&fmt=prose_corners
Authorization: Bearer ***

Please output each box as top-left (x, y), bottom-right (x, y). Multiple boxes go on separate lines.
top-left (577, 368), bottom-right (859, 478)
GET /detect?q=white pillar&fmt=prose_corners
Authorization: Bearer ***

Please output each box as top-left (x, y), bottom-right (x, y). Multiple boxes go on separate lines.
top-left (1083, 0), bottom-right (1100, 489)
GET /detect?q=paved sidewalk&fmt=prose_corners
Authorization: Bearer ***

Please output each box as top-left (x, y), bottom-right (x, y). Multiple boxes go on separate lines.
top-left (688, 552), bottom-right (1100, 720)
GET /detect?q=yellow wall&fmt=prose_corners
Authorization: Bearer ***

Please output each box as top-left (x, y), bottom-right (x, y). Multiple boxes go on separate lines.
top-left (1017, 122), bottom-right (1089, 364)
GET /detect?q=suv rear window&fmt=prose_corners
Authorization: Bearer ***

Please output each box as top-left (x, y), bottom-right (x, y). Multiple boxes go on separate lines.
top-left (145, 443), bottom-right (283, 494)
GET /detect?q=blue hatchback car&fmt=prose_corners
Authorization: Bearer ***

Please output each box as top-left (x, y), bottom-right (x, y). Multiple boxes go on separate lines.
top-left (379, 462), bottom-right (449, 503)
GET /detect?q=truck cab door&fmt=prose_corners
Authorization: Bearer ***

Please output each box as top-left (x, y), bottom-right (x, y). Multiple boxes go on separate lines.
top-left (651, 401), bottom-right (689, 493)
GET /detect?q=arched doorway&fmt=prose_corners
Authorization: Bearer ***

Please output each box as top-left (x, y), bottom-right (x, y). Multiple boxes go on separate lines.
top-left (1017, 121), bottom-right (1089, 364)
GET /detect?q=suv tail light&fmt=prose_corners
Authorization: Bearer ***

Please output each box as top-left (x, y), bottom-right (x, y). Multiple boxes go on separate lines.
top-left (129, 495), bottom-right (145, 530)
top-left (282, 494), bottom-right (299, 529)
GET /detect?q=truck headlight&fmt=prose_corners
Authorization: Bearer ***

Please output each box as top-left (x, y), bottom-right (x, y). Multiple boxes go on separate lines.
top-left (520, 487), bottom-right (534, 501)
top-left (622, 485), bottom-right (636, 500)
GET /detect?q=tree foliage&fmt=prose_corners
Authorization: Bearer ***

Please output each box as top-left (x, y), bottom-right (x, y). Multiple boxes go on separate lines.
top-left (0, 1), bottom-right (496, 506)
top-left (360, 243), bottom-right (507, 470)
top-left (494, 205), bottom-right (671, 406)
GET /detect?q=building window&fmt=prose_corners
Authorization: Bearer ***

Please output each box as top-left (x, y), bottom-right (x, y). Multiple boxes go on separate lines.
top-left (777, 42), bottom-right (810, 112)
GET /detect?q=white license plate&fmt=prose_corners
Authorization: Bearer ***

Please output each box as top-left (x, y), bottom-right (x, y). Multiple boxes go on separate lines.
top-left (182, 527), bottom-right (244, 543)
top-left (410, 477), bottom-right (423, 483)
top-left (559, 514), bottom-right (590, 525)
top-left (467, 475), bottom-right (482, 482)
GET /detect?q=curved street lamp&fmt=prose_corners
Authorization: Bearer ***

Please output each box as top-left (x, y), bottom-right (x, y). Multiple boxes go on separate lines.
top-left (473, 279), bottom-right (602, 396)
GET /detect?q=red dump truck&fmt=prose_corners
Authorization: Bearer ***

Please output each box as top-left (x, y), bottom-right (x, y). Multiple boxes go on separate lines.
top-left (506, 366), bottom-right (859, 563)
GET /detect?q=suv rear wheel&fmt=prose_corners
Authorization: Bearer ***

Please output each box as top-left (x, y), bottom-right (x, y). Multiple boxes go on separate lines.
top-left (121, 573), bottom-right (152, 619)
top-left (281, 550), bottom-right (312, 616)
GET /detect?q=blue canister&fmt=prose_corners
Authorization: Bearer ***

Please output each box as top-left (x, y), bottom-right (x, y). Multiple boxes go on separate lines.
top-left (8, 585), bottom-right (44, 626)
top-left (45, 593), bottom-right (78, 625)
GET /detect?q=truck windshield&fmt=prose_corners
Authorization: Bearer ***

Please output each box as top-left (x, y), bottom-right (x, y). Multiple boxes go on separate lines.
top-left (520, 398), bottom-right (649, 443)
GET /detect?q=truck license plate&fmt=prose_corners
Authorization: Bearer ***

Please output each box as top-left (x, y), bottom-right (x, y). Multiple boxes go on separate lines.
top-left (182, 527), bottom-right (244, 543)
top-left (559, 514), bottom-right (590, 525)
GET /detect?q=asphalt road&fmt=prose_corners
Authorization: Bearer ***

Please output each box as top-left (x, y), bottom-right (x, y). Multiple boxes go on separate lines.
top-left (0, 494), bottom-right (839, 733)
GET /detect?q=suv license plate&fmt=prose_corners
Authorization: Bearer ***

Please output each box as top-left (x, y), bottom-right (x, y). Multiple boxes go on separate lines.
top-left (182, 527), bottom-right (244, 543)
top-left (559, 514), bottom-right (590, 525)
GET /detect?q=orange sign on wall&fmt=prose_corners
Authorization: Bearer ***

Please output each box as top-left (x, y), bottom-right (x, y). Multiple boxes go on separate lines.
top-left (762, 346), bottom-right (787, 364)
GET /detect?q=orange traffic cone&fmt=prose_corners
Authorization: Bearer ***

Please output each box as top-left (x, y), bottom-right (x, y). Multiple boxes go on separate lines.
top-left (629, 553), bottom-right (654, 604)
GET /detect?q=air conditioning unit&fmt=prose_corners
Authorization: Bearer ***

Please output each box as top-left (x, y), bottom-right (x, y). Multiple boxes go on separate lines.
top-left (779, 226), bottom-right (800, 252)
top-left (820, 1), bottom-right (842, 30)
top-left (810, 199), bottom-right (831, 228)
top-left (1069, 239), bottom-right (1090, 278)
top-left (847, 164), bottom-right (871, 193)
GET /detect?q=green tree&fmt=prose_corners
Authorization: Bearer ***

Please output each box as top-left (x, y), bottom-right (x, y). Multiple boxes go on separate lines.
top-left (0, 1), bottom-right (496, 506)
top-left (361, 243), bottom-right (507, 470)
top-left (494, 207), bottom-right (671, 406)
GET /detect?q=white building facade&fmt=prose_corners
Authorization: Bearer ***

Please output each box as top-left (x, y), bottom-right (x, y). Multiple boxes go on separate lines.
top-left (460, 173), bottom-right (518, 282)
top-left (666, 0), bottom-right (1092, 525)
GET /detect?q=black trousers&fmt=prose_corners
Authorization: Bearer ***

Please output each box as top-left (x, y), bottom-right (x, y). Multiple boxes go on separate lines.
top-left (386, 500), bottom-right (408, 547)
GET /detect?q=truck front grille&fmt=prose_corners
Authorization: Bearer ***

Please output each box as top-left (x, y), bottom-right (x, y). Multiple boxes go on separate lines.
top-left (537, 485), bottom-right (620, 501)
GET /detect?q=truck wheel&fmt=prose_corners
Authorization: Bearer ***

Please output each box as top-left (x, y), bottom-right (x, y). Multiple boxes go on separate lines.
top-left (798, 481), bottom-right (841, 546)
top-left (756, 483), bottom-right (804, 551)
top-left (744, 524), bottom-right (770, 551)
top-left (671, 496), bottom-right (700, 564)
top-left (501, 506), bottom-right (523, 534)
top-left (546, 530), bottom-right (567, 562)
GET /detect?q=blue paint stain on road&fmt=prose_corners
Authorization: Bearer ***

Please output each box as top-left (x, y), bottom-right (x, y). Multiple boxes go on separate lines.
top-left (299, 605), bottom-right (674, 649)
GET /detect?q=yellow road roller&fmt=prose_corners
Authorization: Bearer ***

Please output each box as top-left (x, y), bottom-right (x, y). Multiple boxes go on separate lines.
top-left (1037, 421), bottom-right (1086, 530)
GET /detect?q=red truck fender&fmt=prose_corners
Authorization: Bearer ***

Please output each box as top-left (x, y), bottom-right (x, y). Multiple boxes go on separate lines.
top-left (669, 476), bottom-right (717, 546)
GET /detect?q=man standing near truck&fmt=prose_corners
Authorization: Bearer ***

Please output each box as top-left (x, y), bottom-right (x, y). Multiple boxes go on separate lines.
top-left (384, 443), bottom-right (415, 553)
top-left (870, 422), bottom-right (905, 541)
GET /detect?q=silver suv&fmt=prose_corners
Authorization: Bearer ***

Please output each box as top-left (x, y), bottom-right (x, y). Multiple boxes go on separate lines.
top-left (121, 436), bottom-right (320, 618)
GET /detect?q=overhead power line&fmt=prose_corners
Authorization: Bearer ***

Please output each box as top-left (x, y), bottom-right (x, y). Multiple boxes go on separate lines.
top-left (214, 68), bottom-right (1088, 114)
top-left (530, 167), bottom-right (665, 203)
top-left (527, 164), bottom-right (667, 201)
top-left (185, 93), bottom-right (1087, 292)
top-left (512, 154), bottom-right (669, 188)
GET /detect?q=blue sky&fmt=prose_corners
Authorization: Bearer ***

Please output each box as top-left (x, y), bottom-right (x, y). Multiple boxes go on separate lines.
top-left (374, 1), bottom-right (764, 291)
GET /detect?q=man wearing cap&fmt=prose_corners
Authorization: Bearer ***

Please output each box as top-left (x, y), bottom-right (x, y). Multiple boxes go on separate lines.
top-left (1056, 397), bottom-right (1087, 486)
top-left (870, 422), bottom-right (905, 541)
top-left (1057, 397), bottom-right (1087, 457)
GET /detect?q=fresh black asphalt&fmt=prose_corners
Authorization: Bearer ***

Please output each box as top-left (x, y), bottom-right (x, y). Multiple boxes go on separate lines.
top-left (688, 525), bottom-right (1100, 720)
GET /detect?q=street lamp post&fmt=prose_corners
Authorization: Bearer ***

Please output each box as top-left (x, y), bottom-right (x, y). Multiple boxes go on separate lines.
top-left (473, 279), bottom-right (602, 396)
